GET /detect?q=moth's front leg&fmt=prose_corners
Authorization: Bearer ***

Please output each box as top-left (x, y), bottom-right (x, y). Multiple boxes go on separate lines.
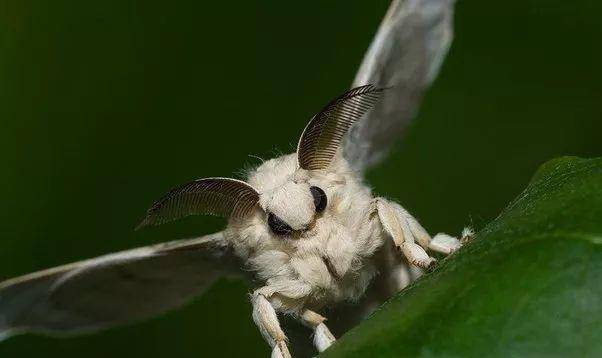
top-left (375, 198), bottom-right (435, 268)
top-left (251, 288), bottom-right (291, 358)
top-left (375, 198), bottom-right (461, 268)
top-left (395, 204), bottom-right (464, 255)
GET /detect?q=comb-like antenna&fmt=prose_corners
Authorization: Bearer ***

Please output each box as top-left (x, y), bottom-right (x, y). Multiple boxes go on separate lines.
top-left (136, 177), bottom-right (259, 230)
top-left (297, 85), bottom-right (384, 170)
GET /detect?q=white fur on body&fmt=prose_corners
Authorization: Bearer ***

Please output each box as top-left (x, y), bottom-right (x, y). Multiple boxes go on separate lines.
top-left (227, 154), bottom-right (383, 310)
top-left (224, 153), bottom-right (461, 354)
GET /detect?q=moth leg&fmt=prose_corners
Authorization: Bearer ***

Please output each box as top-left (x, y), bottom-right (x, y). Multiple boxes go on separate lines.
top-left (405, 213), bottom-right (462, 255)
top-left (251, 289), bottom-right (291, 358)
top-left (375, 198), bottom-right (436, 268)
top-left (428, 233), bottom-right (463, 254)
top-left (298, 309), bottom-right (336, 353)
top-left (428, 227), bottom-right (474, 254)
top-left (379, 198), bottom-right (465, 255)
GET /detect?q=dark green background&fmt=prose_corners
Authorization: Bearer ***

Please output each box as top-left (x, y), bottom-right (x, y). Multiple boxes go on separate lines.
top-left (0, 0), bottom-right (600, 357)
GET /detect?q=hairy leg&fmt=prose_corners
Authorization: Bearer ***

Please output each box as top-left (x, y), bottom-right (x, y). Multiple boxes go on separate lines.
top-left (430, 226), bottom-right (474, 254)
top-left (376, 198), bottom-right (436, 268)
top-left (375, 198), bottom-right (471, 267)
top-left (298, 309), bottom-right (336, 353)
top-left (428, 233), bottom-right (462, 254)
top-left (251, 289), bottom-right (291, 358)
top-left (390, 201), bottom-right (464, 254)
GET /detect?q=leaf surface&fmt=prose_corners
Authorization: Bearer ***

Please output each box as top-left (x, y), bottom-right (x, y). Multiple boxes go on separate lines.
top-left (324, 156), bottom-right (602, 357)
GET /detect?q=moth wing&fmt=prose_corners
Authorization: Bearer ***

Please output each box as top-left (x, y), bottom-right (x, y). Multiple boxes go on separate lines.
top-left (0, 231), bottom-right (245, 340)
top-left (343, 0), bottom-right (456, 172)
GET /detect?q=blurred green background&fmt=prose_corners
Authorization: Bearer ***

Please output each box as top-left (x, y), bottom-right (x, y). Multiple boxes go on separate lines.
top-left (0, 0), bottom-right (600, 357)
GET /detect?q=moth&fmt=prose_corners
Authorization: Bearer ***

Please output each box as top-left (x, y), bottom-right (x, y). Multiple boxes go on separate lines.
top-left (0, 0), bottom-right (470, 357)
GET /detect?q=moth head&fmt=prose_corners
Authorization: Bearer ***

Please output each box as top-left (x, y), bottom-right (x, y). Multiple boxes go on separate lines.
top-left (244, 153), bottom-right (329, 239)
top-left (259, 180), bottom-right (328, 236)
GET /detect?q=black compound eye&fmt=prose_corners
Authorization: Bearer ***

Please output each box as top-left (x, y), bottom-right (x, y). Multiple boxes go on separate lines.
top-left (268, 212), bottom-right (293, 236)
top-left (310, 186), bottom-right (327, 213)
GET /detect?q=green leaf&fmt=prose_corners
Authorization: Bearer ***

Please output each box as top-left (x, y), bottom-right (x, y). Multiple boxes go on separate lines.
top-left (323, 156), bottom-right (602, 357)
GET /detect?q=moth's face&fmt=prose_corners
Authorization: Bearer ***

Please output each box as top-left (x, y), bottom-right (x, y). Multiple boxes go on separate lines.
top-left (247, 154), bottom-right (333, 239)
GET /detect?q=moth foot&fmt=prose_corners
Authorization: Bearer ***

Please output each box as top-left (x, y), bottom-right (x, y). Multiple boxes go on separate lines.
top-left (411, 257), bottom-right (437, 269)
top-left (401, 242), bottom-right (436, 268)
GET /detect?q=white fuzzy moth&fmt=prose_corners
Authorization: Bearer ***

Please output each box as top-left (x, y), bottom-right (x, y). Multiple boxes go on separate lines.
top-left (0, 0), bottom-right (468, 356)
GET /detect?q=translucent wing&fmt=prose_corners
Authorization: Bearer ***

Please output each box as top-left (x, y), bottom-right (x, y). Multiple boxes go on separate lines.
top-left (343, 0), bottom-right (456, 172)
top-left (0, 231), bottom-right (245, 340)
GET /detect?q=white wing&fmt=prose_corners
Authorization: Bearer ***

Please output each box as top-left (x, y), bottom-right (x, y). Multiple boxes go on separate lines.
top-left (343, 0), bottom-right (456, 172)
top-left (0, 231), bottom-right (245, 340)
